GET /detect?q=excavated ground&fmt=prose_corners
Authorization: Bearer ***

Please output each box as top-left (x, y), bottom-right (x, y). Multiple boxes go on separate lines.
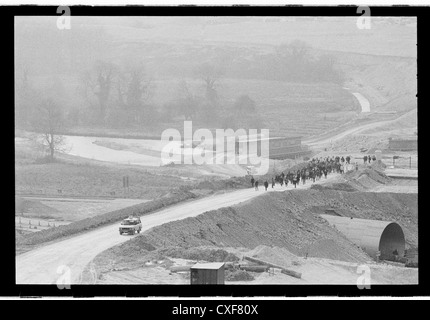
top-left (88, 166), bottom-right (417, 284)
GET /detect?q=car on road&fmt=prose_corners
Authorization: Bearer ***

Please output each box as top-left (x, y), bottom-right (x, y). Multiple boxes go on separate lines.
top-left (119, 216), bottom-right (142, 235)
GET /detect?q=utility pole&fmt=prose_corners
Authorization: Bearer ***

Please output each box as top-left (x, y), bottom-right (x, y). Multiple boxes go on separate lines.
top-left (123, 175), bottom-right (130, 198)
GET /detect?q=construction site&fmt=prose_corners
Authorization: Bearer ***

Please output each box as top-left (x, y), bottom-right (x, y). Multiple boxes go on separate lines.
top-left (15, 152), bottom-right (418, 285)
top-left (14, 16), bottom-right (418, 286)
top-left (79, 163), bottom-right (417, 285)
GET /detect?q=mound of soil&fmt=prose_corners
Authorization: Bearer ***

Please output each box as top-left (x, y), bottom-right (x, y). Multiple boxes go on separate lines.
top-left (313, 167), bottom-right (391, 192)
top-left (121, 193), bottom-right (378, 263)
top-left (158, 246), bottom-right (240, 263)
top-left (91, 244), bottom-right (239, 277)
top-left (247, 245), bottom-right (299, 268)
top-left (194, 177), bottom-right (249, 191)
top-left (125, 189), bottom-right (416, 262)
top-left (349, 167), bottom-right (390, 184)
top-left (345, 167), bottom-right (391, 191)
top-left (311, 182), bottom-right (357, 192)
top-left (300, 239), bottom-right (363, 262)
top-left (225, 269), bottom-right (255, 281)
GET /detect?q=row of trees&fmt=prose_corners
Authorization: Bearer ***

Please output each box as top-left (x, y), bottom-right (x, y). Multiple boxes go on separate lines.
top-left (78, 61), bottom-right (153, 127)
top-left (15, 40), bottom-right (341, 160)
top-left (164, 80), bottom-right (262, 129)
top-left (15, 59), bottom-right (263, 161)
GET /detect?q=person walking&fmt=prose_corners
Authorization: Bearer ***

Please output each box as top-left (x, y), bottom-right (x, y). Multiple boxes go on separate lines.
top-left (264, 180), bottom-right (269, 191)
top-left (254, 180), bottom-right (259, 191)
top-left (251, 177), bottom-right (255, 188)
top-left (271, 177), bottom-right (275, 189)
top-left (392, 249), bottom-right (399, 261)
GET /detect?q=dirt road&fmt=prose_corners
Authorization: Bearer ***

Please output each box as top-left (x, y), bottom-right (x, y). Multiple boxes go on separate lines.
top-left (16, 173), bottom-right (340, 284)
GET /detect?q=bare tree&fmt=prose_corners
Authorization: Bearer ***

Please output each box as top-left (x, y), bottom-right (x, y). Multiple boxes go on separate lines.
top-left (289, 39), bottom-right (310, 61)
top-left (195, 62), bottom-right (224, 102)
top-left (277, 39), bottom-right (309, 61)
top-left (83, 61), bottom-right (117, 122)
top-left (176, 80), bottom-right (198, 120)
top-left (231, 94), bottom-right (262, 128)
top-left (15, 66), bottom-right (38, 128)
top-left (194, 62), bottom-right (226, 124)
top-left (124, 66), bottom-right (152, 124)
top-left (31, 98), bottom-right (67, 161)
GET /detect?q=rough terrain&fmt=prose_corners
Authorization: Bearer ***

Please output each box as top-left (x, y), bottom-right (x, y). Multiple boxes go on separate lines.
top-left (16, 172), bottom-right (339, 284)
top-left (89, 166), bottom-right (417, 285)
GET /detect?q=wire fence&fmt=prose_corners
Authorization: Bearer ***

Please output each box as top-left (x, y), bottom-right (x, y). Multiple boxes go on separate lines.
top-left (15, 217), bottom-right (68, 232)
top-left (381, 156), bottom-right (418, 169)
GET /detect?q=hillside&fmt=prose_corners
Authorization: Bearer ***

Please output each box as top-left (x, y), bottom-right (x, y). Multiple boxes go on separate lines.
top-left (15, 16), bottom-right (416, 140)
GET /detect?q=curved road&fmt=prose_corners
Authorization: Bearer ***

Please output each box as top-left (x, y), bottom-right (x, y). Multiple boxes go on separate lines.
top-left (351, 92), bottom-right (371, 113)
top-left (304, 108), bottom-right (417, 147)
top-left (16, 173), bottom-right (340, 284)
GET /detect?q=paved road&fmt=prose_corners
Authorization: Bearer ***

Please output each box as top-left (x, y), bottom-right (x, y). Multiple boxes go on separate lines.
top-left (351, 92), bottom-right (371, 113)
top-left (16, 173), bottom-right (340, 284)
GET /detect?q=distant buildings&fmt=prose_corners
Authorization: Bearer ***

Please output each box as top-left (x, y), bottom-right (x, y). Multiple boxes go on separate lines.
top-left (235, 135), bottom-right (312, 160)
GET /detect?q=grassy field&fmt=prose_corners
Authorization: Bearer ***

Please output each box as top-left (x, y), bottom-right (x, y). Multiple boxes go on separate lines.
top-left (15, 160), bottom-right (196, 200)
top-left (15, 188), bottom-right (198, 254)
top-left (15, 138), bottom-right (196, 200)
top-left (16, 197), bottom-right (148, 221)
top-left (99, 17), bottom-right (416, 58)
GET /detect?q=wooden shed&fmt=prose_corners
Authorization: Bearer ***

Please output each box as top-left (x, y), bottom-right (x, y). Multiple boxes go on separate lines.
top-left (190, 262), bottom-right (225, 285)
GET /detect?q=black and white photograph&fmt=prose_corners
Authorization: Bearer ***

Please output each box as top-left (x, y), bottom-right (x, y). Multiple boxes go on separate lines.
top-left (10, 4), bottom-right (421, 298)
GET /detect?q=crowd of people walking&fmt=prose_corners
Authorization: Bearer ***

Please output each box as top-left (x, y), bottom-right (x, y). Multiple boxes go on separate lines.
top-left (250, 154), bottom-right (378, 191)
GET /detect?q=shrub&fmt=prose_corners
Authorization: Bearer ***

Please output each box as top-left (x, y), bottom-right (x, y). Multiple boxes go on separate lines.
top-left (225, 269), bottom-right (255, 281)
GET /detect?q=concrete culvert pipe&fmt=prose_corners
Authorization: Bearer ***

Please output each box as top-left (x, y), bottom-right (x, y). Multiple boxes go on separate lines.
top-left (320, 214), bottom-right (405, 261)
top-left (379, 222), bottom-right (406, 260)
